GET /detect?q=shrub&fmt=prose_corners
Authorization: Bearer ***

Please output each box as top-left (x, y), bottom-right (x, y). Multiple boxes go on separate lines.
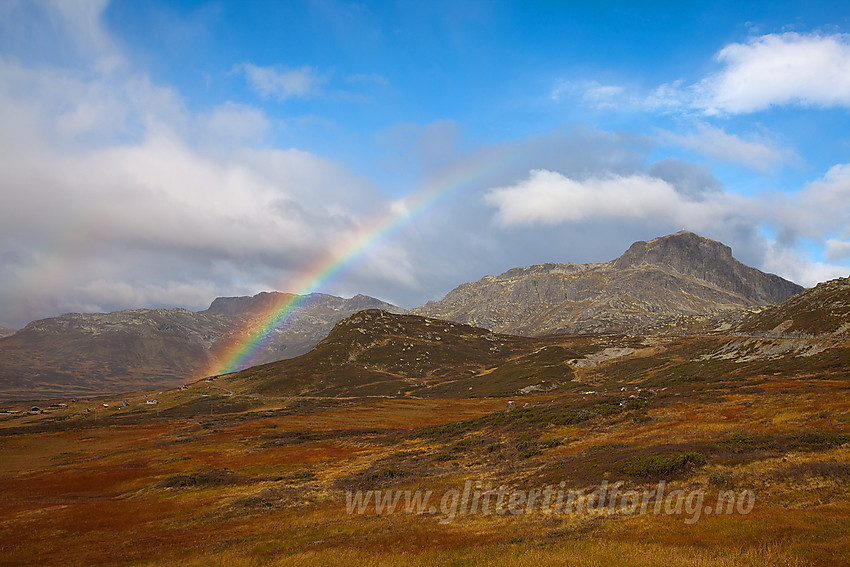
top-left (794, 431), bottom-right (849, 449)
top-left (618, 451), bottom-right (705, 477)
top-left (364, 465), bottom-right (408, 482)
top-left (519, 447), bottom-right (543, 459)
top-left (715, 433), bottom-right (775, 453)
top-left (159, 468), bottom-right (248, 488)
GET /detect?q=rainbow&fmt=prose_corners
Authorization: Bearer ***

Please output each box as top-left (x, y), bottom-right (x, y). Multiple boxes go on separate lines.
top-left (205, 151), bottom-right (522, 376)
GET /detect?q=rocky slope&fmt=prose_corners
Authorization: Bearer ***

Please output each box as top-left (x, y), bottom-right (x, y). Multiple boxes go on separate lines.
top-left (0, 326), bottom-right (15, 339)
top-left (413, 231), bottom-right (804, 335)
top-left (737, 276), bottom-right (850, 336)
top-left (222, 309), bottom-right (628, 398)
top-left (695, 276), bottom-right (850, 363)
top-left (0, 292), bottom-right (402, 400)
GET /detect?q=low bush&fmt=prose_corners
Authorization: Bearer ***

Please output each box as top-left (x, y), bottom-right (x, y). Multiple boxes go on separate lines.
top-left (618, 451), bottom-right (705, 477)
top-left (158, 468), bottom-right (249, 488)
top-left (793, 431), bottom-right (849, 449)
top-left (715, 432), bottom-right (775, 453)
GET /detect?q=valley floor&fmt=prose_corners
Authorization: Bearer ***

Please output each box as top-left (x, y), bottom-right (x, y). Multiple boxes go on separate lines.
top-left (1, 372), bottom-right (848, 566)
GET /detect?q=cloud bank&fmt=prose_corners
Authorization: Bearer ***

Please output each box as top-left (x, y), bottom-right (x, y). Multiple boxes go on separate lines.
top-left (0, 4), bottom-right (409, 327)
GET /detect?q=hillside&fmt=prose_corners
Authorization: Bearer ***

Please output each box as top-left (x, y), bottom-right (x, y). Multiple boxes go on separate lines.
top-left (0, 292), bottom-right (402, 400)
top-left (0, 326), bottom-right (15, 338)
top-left (220, 309), bottom-right (633, 399)
top-left (738, 276), bottom-right (850, 336)
top-left (413, 231), bottom-right (803, 335)
top-left (686, 276), bottom-right (850, 364)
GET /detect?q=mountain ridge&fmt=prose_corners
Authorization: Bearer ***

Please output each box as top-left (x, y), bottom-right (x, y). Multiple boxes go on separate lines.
top-left (0, 291), bottom-right (403, 400)
top-left (412, 231), bottom-right (804, 335)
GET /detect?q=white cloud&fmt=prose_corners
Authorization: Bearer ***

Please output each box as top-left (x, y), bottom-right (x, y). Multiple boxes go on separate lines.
top-left (568, 33), bottom-right (850, 116)
top-left (0, 0), bottom-right (121, 71)
top-left (697, 32), bottom-right (850, 114)
top-left (770, 163), bottom-right (850, 242)
top-left (483, 165), bottom-right (850, 288)
top-left (658, 122), bottom-right (794, 172)
top-left (240, 63), bottom-right (327, 101)
top-left (483, 165), bottom-right (850, 245)
top-left (761, 242), bottom-right (849, 288)
top-left (195, 102), bottom-right (269, 147)
top-left (551, 80), bottom-right (630, 109)
top-left (826, 239), bottom-right (850, 262)
top-left (44, 0), bottom-right (116, 62)
top-left (484, 170), bottom-right (737, 229)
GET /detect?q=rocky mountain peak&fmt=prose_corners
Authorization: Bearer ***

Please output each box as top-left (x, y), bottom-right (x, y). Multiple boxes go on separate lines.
top-left (611, 231), bottom-right (733, 272)
top-left (609, 231), bottom-right (802, 305)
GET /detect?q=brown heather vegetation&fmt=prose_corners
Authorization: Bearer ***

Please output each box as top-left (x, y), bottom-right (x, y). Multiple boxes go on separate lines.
top-left (0, 383), bottom-right (847, 563)
top-left (1, 302), bottom-right (849, 566)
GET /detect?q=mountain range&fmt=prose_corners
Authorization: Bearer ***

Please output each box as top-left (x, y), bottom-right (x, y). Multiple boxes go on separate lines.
top-left (0, 231), bottom-right (816, 400)
top-left (0, 292), bottom-right (401, 400)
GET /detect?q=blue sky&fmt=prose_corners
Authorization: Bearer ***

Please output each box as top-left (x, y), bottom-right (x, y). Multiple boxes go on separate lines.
top-left (1, 0), bottom-right (850, 327)
top-left (101, 1), bottom-right (850, 188)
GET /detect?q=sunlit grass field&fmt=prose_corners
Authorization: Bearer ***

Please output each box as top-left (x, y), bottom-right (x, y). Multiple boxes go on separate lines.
top-left (1, 366), bottom-right (848, 566)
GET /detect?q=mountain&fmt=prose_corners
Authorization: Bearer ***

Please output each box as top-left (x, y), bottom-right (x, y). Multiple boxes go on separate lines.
top-left (412, 231), bottom-right (804, 335)
top-left (0, 325), bottom-right (15, 338)
top-left (0, 292), bottom-right (402, 400)
top-left (220, 309), bottom-right (621, 399)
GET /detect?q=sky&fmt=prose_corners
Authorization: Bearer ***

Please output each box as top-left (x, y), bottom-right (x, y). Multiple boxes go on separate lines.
top-left (1, 0), bottom-right (850, 329)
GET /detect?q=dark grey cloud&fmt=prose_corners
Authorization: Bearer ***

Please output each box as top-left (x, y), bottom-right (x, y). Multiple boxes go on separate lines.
top-left (647, 158), bottom-right (722, 200)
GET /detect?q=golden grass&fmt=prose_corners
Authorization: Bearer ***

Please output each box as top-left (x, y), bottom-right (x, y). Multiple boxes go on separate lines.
top-left (152, 539), bottom-right (810, 567)
top-left (0, 377), bottom-right (848, 566)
